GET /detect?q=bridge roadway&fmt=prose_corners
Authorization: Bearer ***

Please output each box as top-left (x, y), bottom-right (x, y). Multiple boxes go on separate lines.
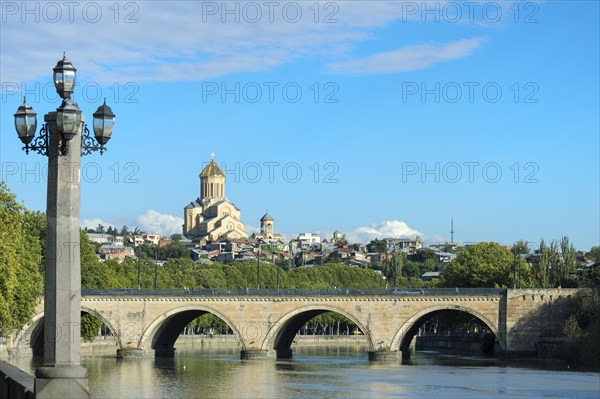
top-left (12, 288), bottom-right (576, 360)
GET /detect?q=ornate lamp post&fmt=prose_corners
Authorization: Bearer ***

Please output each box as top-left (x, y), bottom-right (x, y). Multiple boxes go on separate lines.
top-left (14, 54), bottom-right (115, 399)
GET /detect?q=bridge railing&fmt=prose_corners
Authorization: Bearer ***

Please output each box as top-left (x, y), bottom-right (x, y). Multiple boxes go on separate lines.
top-left (81, 288), bottom-right (506, 297)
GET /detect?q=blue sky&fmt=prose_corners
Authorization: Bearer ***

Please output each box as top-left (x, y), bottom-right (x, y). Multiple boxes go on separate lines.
top-left (1, 1), bottom-right (598, 250)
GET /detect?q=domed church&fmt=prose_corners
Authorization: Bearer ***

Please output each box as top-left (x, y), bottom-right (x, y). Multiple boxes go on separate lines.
top-left (183, 153), bottom-right (248, 242)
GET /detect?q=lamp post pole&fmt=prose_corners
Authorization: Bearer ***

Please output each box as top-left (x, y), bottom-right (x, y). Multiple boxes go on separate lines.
top-left (513, 246), bottom-right (517, 289)
top-left (137, 247), bottom-right (141, 291)
top-left (154, 246), bottom-right (158, 289)
top-left (276, 254), bottom-right (280, 293)
top-left (14, 54), bottom-right (115, 399)
top-left (257, 240), bottom-right (261, 290)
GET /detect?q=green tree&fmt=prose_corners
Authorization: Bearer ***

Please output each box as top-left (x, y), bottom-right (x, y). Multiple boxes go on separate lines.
top-left (0, 182), bottom-right (44, 336)
top-left (120, 225), bottom-right (130, 237)
top-left (162, 240), bottom-right (193, 260)
top-left (588, 247), bottom-right (600, 264)
top-left (538, 239), bottom-right (550, 288)
top-left (441, 242), bottom-right (534, 288)
top-left (81, 230), bottom-right (108, 288)
top-left (512, 240), bottom-right (530, 255)
top-left (408, 248), bottom-right (438, 264)
top-left (511, 240), bottom-right (532, 288)
top-left (24, 210), bottom-right (46, 270)
top-left (559, 236), bottom-right (577, 287)
top-left (367, 239), bottom-right (387, 254)
top-left (81, 313), bottom-right (103, 342)
top-left (188, 313), bottom-right (231, 335)
top-left (390, 250), bottom-right (406, 288)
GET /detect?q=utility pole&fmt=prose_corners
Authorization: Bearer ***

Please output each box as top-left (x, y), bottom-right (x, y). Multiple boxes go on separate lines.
top-left (154, 246), bottom-right (158, 289)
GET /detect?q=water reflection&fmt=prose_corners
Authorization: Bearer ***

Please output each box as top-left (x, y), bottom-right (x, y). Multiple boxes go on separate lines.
top-left (5, 347), bottom-right (599, 399)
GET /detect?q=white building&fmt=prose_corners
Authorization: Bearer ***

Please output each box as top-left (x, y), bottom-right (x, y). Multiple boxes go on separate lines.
top-left (298, 233), bottom-right (321, 248)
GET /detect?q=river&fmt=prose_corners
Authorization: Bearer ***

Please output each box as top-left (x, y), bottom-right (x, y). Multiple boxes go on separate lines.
top-left (7, 345), bottom-right (600, 398)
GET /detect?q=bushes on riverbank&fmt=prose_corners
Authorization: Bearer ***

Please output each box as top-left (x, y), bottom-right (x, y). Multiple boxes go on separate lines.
top-left (557, 288), bottom-right (600, 370)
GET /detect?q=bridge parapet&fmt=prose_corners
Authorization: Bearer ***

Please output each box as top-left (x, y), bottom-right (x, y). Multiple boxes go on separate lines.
top-left (81, 288), bottom-right (506, 297)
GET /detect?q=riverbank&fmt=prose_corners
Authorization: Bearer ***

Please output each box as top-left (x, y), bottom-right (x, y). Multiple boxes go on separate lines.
top-left (1, 335), bottom-right (369, 359)
top-left (173, 334), bottom-right (368, 349)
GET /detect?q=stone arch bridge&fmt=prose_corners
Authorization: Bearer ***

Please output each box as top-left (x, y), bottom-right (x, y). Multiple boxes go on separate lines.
top-left (11, 288), bottom-right (576, 360)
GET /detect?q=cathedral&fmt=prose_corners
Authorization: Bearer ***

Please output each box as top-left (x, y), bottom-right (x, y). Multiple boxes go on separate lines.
top-left (183, 154), bottom-right (248, 242)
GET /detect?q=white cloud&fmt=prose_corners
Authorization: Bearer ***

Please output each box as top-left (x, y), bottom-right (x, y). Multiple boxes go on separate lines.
top-left (327, 38), bottom-right (484, 75)
top-left (420, 234), bottom-right (448, 246)
top-left (137, 210), bottom-right (183, 236)
top-left (344, 220), bottom-right (421, 244)
top-left (0, 2), bottom-right (365, 84)
top-left (81, 211), bottom-right (182, 236)
top-left (244, 224), bottom-right (261, 236)
top-left (0, 2), bottom-right (488, 85)
top-left (80, 217), bottom-right (114, 231)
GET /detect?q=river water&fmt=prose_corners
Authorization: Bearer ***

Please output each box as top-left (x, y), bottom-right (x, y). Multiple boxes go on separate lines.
top-left (8, 345), bottom-right (600, 398)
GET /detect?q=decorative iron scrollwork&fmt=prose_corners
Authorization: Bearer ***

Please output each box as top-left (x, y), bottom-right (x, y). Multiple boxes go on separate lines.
top-left (22, 123), bottom-right (106, 157)
top-left (24, 123), bottom-right (49, 156)
top-left (81, 124), bottom-right (106, 156)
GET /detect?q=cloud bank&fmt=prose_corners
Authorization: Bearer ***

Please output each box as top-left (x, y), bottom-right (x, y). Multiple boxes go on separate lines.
top-left (344, 220), bottom-right (422, 244)
top-left (1, 2), bottom-right (486, 84)
top-left (82, 210), bottom-right (183, 237)
top-left (327, 38), bottom-right (484, 75)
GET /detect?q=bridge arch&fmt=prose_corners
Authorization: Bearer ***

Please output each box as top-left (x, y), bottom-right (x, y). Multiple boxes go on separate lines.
top-left (138, 305), bottom-right (242, 357)
top-left (390, 305), bottom-right (505, 359)
top-left (13, 311), bottom-right (45, 356)
top-left (261, 305), bottom-right (373, 359)
top-left (14, 307), bottom-right (120, 356)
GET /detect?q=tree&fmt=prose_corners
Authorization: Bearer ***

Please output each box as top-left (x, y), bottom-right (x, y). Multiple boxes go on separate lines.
top-left (367, 239), bottom-right (387, 254)
top-left (81, 313), bottom-right (103, 342)
top-left (162, 240), bottom-right (192, 260)
top-left (589, 246), bottom-right (600, 264)
top-left (0, 183), bottom-right (44, 336)
top-left (95, 223), bottom-right (105, 234)
top-left (390, 250), bottom-right (406, 288)
top-left (538, 239), bottom-right (550, 288)
top-left (559, 236), bottom-right (577, 287)
top-left (335, 234), bottom-right (349, 247)
top-left (512, 240), bottom-right (530, 256)
top-left (511, 240), bottom-right (531, 288)
top-left (441, 242), bottom-right (534, 288)
top-left (120, 225), bottom-right (130, 237)
top-left (106, 226), bottom-right (118, 237)
top-left (408, 248), bottom-right (438, 264)
top-left (81, 229), bottom-right (114, 288)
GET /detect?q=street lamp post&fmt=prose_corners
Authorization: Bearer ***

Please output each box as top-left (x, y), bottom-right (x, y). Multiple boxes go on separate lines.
top-left (513, 249), bottom-right (517, 289)
top-left (154, 246), bottom-right (159, 289)
top-left (275, 254), bottom-right (280, 293)
top-left (14, 54), bottom-right (115, 399)
top-left (137, 247), bottom-right (141, 291)
top-left (257, 239), bottom-right (262, 290)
